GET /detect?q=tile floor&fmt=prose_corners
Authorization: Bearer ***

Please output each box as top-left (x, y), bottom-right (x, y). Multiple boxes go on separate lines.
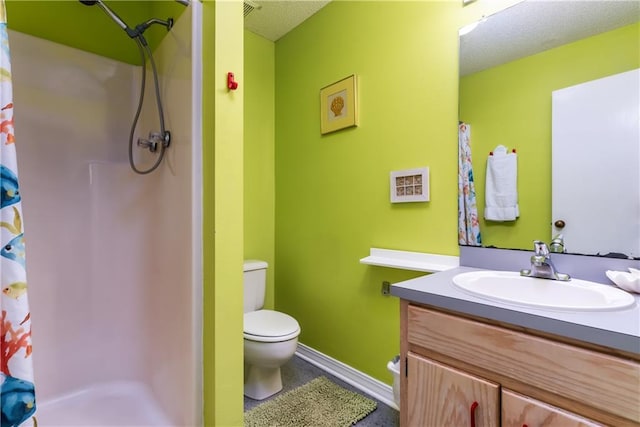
top-left (244, 354), bottom-right (400, 426)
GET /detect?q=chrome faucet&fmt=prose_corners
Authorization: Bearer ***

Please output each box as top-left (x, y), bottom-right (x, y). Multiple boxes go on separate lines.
top-left (520, 240), bottom-right (571, 281)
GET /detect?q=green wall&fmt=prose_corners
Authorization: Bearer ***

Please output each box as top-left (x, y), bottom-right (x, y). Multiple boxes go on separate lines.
top-left (202, 0), bottom-right (245, 425)
top-left (460, 22), bottom-right (640, 250)
top-left (244, 30), bottom-right (276, 310)
top-left (273, 0), bottom-right (462, 384)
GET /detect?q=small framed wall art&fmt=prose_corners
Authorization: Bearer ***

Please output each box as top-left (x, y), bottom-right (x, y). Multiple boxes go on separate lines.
top-left (390, 167), bottom-right (430, 203)
top-left (320, 74), bottom-right (358, 134)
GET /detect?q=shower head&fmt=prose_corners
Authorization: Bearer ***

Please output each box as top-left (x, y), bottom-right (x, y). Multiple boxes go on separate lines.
top-left (79, 0), bottom-right (129, 32)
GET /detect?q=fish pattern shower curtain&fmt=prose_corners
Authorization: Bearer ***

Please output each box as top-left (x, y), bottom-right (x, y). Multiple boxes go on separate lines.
top-left (458, 122), bottom-right (482, 246)
top-left (0, 2), bottom-right (37, 426)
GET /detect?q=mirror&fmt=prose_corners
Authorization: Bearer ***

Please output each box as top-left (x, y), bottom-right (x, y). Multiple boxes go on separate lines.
top-left (458, 0), bottom-right (640, 259)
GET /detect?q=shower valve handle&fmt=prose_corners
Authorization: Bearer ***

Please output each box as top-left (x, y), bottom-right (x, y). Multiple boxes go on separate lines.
top-left (137, 137), bottom-right (158, 153)
top-left (138, 131), bottom-right (171, 153)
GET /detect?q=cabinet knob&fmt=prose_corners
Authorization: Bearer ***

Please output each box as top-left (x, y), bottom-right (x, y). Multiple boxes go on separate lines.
top-left (470, 401), bottom-right (479, 427)
top-left (554, 219), bottom-right (566, 229)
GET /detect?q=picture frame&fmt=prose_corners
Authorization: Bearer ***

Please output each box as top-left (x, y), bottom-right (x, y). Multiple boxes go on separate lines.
top-left (390, 167), bottom-right (430, 203)
top-left (320, 74), bottom-right (358, 134)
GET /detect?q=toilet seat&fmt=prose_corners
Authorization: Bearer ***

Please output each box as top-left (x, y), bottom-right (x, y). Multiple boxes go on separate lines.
top-left (244, 309), bottom-right (300, 343)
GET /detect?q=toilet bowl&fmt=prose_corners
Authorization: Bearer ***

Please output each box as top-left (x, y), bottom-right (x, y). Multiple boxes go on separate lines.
top-left (243, 309), bottom-right (300, 400)
top-left (243, 260), bottom-right (301, 400)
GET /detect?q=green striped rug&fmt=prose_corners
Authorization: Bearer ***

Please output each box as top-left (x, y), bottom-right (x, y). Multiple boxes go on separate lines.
top-left (244, 376), bottom-right (377, 427)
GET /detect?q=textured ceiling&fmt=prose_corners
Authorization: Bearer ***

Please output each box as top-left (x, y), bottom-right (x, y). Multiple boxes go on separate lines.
top-left (244, 0), bottom-right (331, 41)
top-left (460, 0), bottom-right (640, 76)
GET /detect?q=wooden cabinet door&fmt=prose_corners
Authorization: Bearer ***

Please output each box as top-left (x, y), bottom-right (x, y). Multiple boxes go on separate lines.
top-left (502, 389), bottom-right (604, 427)
top-left (407, 352), bottom-right (500, 427)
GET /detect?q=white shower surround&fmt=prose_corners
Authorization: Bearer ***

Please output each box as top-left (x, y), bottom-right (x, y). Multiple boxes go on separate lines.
top-left (10, 3), bottom-right (202, 426)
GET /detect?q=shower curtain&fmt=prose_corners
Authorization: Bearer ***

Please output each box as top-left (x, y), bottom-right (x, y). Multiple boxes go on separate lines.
top-left (0, 2), bottom-right (37, 426)
top-left (458, 122), bottom-right (482, 246)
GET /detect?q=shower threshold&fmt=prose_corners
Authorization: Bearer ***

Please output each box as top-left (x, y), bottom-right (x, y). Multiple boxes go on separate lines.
top-left (36, 381), bottom-right (173, 426)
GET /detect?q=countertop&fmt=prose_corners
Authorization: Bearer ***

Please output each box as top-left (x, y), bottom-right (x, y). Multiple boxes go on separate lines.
top-left (390, 266), bottom-right (640, 355)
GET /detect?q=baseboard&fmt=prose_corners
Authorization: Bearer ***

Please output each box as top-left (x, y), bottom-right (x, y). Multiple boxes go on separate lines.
top-left (295, 343), bottom-right (399, 411)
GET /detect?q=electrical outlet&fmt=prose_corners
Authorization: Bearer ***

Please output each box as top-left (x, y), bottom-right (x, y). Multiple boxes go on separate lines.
top-left (381, 281), bottom-right (391, 296)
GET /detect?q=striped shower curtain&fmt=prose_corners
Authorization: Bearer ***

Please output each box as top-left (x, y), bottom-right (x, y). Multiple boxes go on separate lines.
top-left (458, 122), bottom-right (482, 246)
top-left (0, 2), bottom-right (37, 426)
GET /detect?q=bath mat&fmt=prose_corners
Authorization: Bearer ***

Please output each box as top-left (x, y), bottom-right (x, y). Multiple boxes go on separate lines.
top-left (244, 376), bottom-right (377, 427)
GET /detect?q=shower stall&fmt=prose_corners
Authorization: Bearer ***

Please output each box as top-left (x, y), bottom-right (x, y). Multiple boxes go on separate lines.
top-left (9, 2), bottom-right (202, 425)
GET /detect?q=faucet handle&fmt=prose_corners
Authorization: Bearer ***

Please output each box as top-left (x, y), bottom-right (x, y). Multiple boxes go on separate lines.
top-left (550, 234), bottom-right (565, 253)
top-left (533, 240), bottom-right (550, 256)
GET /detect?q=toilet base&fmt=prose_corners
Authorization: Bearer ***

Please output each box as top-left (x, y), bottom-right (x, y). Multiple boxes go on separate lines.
top-left (244, 365), bottom-right (283, 400)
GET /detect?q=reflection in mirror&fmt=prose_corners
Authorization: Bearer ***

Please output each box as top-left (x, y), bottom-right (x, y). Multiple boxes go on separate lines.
top-left (458, 0), bottom-right (640, 259)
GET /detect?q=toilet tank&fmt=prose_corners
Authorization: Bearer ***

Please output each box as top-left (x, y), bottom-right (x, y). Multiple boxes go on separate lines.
top-left (243, 260), bottom-right (268, 313)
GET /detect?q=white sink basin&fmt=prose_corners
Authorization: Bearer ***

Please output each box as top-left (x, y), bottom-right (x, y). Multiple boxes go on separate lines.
top-left (452, 270), bottom-right (636, 311)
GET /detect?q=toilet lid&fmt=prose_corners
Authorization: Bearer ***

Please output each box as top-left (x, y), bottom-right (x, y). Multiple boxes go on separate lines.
top-left (244, 310), bottom-right (300, 341)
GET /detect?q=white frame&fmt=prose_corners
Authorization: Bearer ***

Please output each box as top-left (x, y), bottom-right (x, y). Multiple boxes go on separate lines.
top-left (390, 167), bottom-right (429, 203)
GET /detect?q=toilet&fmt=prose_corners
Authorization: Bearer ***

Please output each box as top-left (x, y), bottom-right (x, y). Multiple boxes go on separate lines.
top-left (243, 260), bottom-right (301, 400)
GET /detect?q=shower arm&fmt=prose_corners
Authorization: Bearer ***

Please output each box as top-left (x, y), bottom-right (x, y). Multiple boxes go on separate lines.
top-left (129, 18), bottom-right (174, 46)
top-left (85, 1), bottom-right (173, 46)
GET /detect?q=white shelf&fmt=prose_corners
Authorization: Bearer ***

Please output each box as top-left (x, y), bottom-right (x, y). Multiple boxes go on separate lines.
top-left (360, 248), bottom-right (459, 273)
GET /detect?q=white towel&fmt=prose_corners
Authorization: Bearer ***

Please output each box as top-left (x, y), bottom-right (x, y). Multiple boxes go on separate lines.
top-left (484, 145), bottom-right (519, 221)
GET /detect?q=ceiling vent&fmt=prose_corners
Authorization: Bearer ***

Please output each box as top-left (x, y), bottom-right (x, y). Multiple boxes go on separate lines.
top-left (244, 0), bottom-right (262, 18)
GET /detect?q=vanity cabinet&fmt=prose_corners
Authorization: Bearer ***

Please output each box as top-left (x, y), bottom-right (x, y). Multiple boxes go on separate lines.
top-left (400, 301), bottom-right (640, 427)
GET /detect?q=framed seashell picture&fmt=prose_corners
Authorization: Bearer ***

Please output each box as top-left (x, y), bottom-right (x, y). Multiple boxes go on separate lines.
top-left (320, 74), bottom-right (358, 134)
top-left (390, 167), bottom-right (430, 203)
